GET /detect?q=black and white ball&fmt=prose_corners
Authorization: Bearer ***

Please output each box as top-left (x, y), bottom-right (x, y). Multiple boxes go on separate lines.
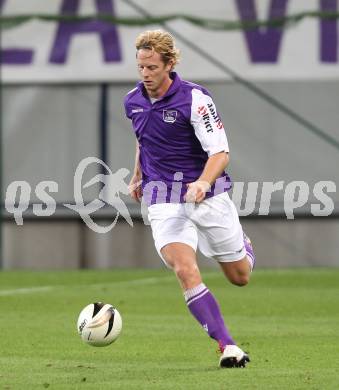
top-left (77, 302), bottom-right (122, 347)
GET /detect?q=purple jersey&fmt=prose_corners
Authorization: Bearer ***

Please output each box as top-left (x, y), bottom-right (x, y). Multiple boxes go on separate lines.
top-left (124, 72), bottom-right (231, 205)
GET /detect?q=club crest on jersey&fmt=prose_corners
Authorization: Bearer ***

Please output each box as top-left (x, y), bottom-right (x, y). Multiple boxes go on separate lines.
top-left (163, 110), bottom-right (177, 123)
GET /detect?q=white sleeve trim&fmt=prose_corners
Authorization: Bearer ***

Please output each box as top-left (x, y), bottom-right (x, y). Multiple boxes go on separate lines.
top-left (190, 88), bottom-right (229, 156)
top-left (125, 86), bottom-right (138, 96)
top-left (208, 146), bottom-right (229, 156)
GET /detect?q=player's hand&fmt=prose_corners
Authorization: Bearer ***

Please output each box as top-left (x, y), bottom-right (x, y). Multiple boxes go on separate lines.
top-left (128, 174), bottom-right (142, 202)
top-left (185, 181), bottom-right (211, 203)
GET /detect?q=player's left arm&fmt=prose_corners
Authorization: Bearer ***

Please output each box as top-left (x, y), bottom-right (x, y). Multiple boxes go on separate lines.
top-left (186, 152), bottom-right (229, 203)
top-left (187, 89), bottom-right (230, 203)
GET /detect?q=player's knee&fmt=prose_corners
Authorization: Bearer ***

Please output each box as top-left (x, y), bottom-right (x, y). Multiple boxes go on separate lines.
top-left (174, 263), bottom-right (199, 284)
top-left (229, 273), bottom-right (249, 287)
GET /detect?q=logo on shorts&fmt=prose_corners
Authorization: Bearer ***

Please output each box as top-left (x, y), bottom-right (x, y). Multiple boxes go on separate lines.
top-left (163, 110), bottom-right (177, 123)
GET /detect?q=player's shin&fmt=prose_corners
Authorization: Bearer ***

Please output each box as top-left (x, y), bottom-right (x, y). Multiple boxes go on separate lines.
top-left (243, 233), bottom-right (256, 271)
top-left (184, 283), bottom-right (235, 350)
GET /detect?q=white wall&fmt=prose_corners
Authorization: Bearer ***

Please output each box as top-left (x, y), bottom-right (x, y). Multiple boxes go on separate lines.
top-left (3, 219), bottom-right (339, 269)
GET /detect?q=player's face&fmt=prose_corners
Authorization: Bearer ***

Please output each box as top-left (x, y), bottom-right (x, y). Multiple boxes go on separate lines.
top-left (137, 49), bottom-right (173, 98)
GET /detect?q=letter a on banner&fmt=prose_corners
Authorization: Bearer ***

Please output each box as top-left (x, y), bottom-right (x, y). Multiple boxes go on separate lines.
top-left (0, 0), bottom-right (34, 64)
top-left (50, 0), bottom-right (121, 64)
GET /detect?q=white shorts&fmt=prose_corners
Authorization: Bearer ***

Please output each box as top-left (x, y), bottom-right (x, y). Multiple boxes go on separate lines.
top-left (148, 192), bottom-right (246, 266)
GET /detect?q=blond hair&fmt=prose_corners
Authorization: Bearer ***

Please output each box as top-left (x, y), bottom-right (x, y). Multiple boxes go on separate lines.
top-left (135, 30), bottom-right (180, 69)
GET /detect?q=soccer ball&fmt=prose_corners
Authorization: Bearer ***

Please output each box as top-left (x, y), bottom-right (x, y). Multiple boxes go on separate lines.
top-left (77, 302), bottom-right (122, 347)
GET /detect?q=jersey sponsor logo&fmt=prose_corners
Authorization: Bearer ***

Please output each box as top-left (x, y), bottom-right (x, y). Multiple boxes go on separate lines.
top-left (131, 108), bottom-right (144, 113)
top-left (197, 105), bottom-right (213, 133)
top-left (207, 103), bottom-right (224, 129)
top-left (163, 109), bottom-right (177, 123)
top-left (197, 105), bottom-right (208, 116)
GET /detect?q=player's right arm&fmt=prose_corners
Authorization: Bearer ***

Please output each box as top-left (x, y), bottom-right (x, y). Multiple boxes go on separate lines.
top-left (128, 140), bottom-right (142, 202)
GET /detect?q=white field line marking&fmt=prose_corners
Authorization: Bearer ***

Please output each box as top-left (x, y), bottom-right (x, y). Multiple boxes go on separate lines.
top-left (86, 276), bottom-right (174, 289)
top-left (0, 275), bottom-right (176, 296)
top-left (0, 286), bottom-right (54, 296)
top-left (0, 273), bottom-right (221, 297)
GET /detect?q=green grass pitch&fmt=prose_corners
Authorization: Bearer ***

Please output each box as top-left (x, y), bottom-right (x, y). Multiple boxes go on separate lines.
top-left (0, 268), bottom-right (338, 389)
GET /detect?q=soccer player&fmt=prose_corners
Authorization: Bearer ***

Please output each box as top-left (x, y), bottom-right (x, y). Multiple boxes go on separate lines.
top-left (124, 30), bottom-right (255, 368)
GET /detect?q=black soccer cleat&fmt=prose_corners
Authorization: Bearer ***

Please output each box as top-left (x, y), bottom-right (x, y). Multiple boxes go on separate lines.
top-left (219, 345), bottom-right (250, 368)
